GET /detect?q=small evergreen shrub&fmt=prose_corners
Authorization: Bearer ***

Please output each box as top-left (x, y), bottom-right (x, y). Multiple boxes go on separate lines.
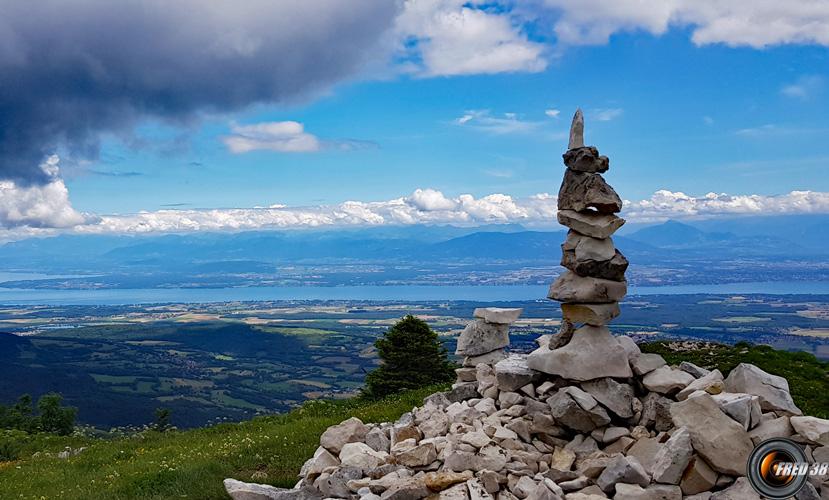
top-left (363, 315), bottom-right (455, 399)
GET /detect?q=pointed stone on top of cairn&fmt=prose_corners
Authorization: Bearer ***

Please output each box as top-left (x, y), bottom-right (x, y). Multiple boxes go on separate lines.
top-left (568, 108), bottom-right (584, 149)
top-left (527, 109), bottom-right (631, 381)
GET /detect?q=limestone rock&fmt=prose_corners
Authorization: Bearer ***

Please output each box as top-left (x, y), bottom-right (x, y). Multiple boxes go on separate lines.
top-left (627, 437), bottom-right (663, 475)
top-left (381, 477), bottom-right (431, 500)
top-left (527, 325), bottom-right (632, 381)
top-left (525, 480), bottom-right (562, 500)
top-left (630, 353), bottom-right (667, 376)
top-left (613, 483), bottom-right (681, 500)
top-left (650, 427), bottom-right (692, 485)
top-left (456, 368), bottom-right (478, 382)
top-left (563, 231), bottom-right (616, 262)
top-left (675, 370), bottom-right (724, 401)
top-left (724, 363), bottom-right (802, 416)
top-left (595, 455), bottom-right (650, 494)
top-left (791, 416), bottom-right (829, 446)
top-left (495, 355), bottom-right (541, 392)
top-left (558, 170), bottom-right (622, 214)
top-left (679, 362), bottom-right (710, 379)
top-left (464, 350), bottom-right (509, 367)
top-left (604, 436), bottom-right (635, 455)
top-left (315, 467), bottom-right (362, 498)
top-left (444, 446), bottom-right (508, 473)
top-left (581, 378), bottom-right (635, 418)
top-left (797, 482), bottom-right (821, 500)
top-left (617, 335), bottom-right (641, 358)
top-left (548, 271), bottom-right (627, 304)
top-left (547, 387), bottom-right (610, 433)
top-left (710, 393), bottom-right (753, 430)
top-left (474, 307), bottom-right (523, 325)
top-left (468, 478), bottom-right (495, 500)
top-left (563, 146), bottom-right (609, 174)
top-left (557, 210), bottom-right (625, 239)
top-left (340, 442), bottom-right (388, 470)
top-left (320, 417), bottom-right (369, 454)
top-left (366, 428), bottom-right (391, 453)
top-left (568, 109), bottom-right (584, 149)
top-left (392, 421), bottom-right (422, 446)
top-left (748, 416), bottom-right (793, 445)
top-left (565, 492), bottom-right (606, 500)
top-left (680, 456), bottom-right (718, 496)
top-left (456, 320), bottom-right (511, 357)
top-left (639, 393), bottom-right (673, 432)
top-left (551, 446), bottom-right (577, 471)
top-left (709, 477), bottom-right (760, 500)
top-left (424, 471), bottom-right (474, 492)
top-left (561, 248), bottom-right (629, 282)
top-left (670, 394), bottom-right (754, 476)
top-left (302, 446), bottom-right (340, 479)
top-left (642, 366), bottom-right (694, 395)
top-left (602, 426), bottom-right (631, 443)
top-left (548, 320), bottom-right (576, 349)
top-left (511, 476), bottom-right (539, 498)
top-left (394, 442), bottom-right (437, 468)
top-left (561, 303), bottom-right (620, 326)
top-left (438, 483), bottom-right (470, 500)
top-left (447, 383), bottom-right (480, 403)
top-left (224, 479), bottom-right (323, 500)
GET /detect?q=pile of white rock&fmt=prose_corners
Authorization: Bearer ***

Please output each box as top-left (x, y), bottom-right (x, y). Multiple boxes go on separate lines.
top-left (226, 330), bottom-right (829, 500)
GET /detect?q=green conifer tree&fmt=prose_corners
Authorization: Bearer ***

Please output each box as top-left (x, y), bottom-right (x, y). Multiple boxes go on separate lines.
top-left (363, 315), bottom-right (455, 399)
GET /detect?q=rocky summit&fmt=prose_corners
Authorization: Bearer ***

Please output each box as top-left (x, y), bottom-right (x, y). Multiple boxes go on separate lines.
top-left (224, 110), bottom-right (829, 500)
top-left (224, 321), bottom-right (828, 500)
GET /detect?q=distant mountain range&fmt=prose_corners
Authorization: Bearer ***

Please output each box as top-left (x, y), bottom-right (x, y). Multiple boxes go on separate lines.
top-left (0, 215), bottom-right (827, 279)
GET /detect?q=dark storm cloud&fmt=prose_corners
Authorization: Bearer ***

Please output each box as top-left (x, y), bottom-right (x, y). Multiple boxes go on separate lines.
top-left (0, 0), bottom-right (399, 185)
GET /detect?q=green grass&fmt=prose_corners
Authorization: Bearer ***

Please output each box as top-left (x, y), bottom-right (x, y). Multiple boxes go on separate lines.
top-left (0, 385), bottom-right (444, 500)
top-left (641, 341), bottom-right (829, 418)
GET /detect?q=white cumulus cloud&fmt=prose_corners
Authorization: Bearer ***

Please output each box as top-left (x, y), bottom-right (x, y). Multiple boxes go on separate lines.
top-left (3, 186), bottom-right (829, 239)
top-left (455, 110), bottom-right (541, 134)
top-left (396, 0), bottom-right (547, 76)
top-left (408, 188), bottom-right (457, 211)
top-left (223, 121), bottom-right (322, 153)
top-left (624, 189), bottom-right (829, 222)
top-left (0, 156), bottom-right (89, 229)
top-left (541, 0), bottom-right (829, 48)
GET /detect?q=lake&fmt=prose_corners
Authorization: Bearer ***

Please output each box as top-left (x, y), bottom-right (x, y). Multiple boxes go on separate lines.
top-left (0, 281), bottom-right (828, 305)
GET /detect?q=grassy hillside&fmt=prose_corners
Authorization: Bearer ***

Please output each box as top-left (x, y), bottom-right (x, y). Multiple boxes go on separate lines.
top-left (2, 341), bottom-right (828, 500)
top-left (0, 386), bottom-right (444, 500)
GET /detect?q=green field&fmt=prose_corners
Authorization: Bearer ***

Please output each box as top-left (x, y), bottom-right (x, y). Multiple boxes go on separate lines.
top-left (0, 386), bottom-right (442, 500)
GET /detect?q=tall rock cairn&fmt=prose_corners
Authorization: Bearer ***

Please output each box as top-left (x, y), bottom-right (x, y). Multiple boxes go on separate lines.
top-left (527, 109), bottom-right (632, 381)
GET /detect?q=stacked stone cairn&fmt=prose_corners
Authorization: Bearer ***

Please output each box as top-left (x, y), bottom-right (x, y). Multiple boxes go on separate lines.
top-left (225, 111), bottom-right (829, 500)
top-left (453, 307), bottom-right (525, 400)
top-left (526, 109), bottom-right (629, 381)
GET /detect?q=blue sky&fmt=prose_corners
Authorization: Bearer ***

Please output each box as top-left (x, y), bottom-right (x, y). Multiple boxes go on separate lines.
top-left (75, 33), bottom-right (828, 213)
top-left (0, 1), bottom-right (828, 238)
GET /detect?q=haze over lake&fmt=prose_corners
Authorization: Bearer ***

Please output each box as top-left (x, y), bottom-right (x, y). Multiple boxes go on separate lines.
top-left (2, 281), bottom-right (829, 305)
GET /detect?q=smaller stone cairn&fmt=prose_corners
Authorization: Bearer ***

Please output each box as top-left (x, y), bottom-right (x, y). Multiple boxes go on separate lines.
top-left (453, 308), bottom-right (524, 401)
top-left (527, 109), bottom-right (631, 382)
